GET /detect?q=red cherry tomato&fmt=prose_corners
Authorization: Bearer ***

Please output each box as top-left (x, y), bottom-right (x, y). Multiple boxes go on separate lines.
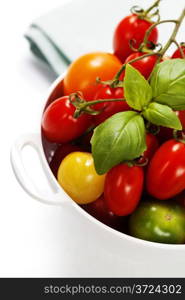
top-left (113, 14), bottom-right (158, 62)
top-left (147, 140), bottom-right (185, 200)
top-left (63, 52), bottom-right (122, 100)
top-left (49, 143), bottom-right (81, 177)
top-left (82, 196), bottom-right (126, 231)
top-left (171, 44), bottom-right (185, 58)
top-left (123, 52), bottom-right (158, 79)
top-left (42, 96), bottom-right (91, 143)
top-left (139, 133), bottom-right (159, 164)
top-left (92, 86), bottom-right (130, 125)
top-left (157, 110), bottom-right (185, 143)
top-left (104, 164), bottom-right (144, 216)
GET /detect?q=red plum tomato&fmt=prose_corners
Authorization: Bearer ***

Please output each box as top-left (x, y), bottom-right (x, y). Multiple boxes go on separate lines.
top-left (147, 140), bottom-right (185, 200)
top-left (104, 164), bottom-right (144, 216)
top-left (113, 14), bottom-right (158, 62)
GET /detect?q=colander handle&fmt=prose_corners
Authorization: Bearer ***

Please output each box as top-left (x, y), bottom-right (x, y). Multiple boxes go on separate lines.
top-left (10, 133), bottom-right (71, 206)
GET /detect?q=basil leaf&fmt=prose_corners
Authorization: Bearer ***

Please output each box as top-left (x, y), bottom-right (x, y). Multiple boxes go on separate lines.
top-left (124, 64), bottom-right (152, 111)
top-left (91, 111), bottom-right (146, 175)
top-left (143, 102), bottom-right (182, 130)
top-left (150, 59), bottom-right (185, 110)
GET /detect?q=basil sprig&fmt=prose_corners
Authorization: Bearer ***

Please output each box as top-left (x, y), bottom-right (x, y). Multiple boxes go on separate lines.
top-left (150, 59), bottom-right (185, 110)
top-left (143, 102), bottom-right (182, 130)
top-left (124, 64), bottom-right (152, 111)
top-left (91, 60), bottom-right (184, 175)
top-left (91, 111), bottom-right (146, 175)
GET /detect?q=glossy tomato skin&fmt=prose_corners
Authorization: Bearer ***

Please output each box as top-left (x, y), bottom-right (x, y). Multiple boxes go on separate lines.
top-left (124, 52), bottom-right (158, 79)
top-left (63, 52), bottom-right (122, 100)
top-left (113, 14), bottom-right (158, 62)
top-left (57, 152), bottom-right (106, 204)
top-left (171, 45), bottom-right (185, 58)
top-left (147, 140), bottom-right (185, 200)
top-left (157, 110), bottom-right (185, 143)
top-left (92, 86), bottom-right (130, 125)
top-left (42, 96), bottom-right (91, 143)
top-left (104, 164), bottom-right (144, 216)
top-left (129, 200), bottom-right (185, 244)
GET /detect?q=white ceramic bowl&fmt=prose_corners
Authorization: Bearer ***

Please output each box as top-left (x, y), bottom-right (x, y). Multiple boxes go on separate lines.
top-left (11, 73), bottom-right (185, 277)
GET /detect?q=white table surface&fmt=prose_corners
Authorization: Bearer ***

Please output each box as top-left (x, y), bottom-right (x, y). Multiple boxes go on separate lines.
top-left (0, 0), bottom-right (184, 277)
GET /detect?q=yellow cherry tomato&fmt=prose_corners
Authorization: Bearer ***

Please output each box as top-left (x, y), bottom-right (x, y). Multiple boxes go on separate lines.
top-left (57, 152), bottom-right (106, 204)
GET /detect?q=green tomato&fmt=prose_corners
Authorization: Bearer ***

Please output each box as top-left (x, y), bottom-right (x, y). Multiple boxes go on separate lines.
top-left (129, 201), bottom-right (185, 244)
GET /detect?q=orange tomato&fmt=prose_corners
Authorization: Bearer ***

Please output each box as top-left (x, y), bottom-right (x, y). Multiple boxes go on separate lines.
top-left (63, 52), bottom-right (122, 100)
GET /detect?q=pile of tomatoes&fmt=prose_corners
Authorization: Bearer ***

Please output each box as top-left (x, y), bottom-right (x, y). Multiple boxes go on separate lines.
top-left (41, 9), bottom-right (185, 244)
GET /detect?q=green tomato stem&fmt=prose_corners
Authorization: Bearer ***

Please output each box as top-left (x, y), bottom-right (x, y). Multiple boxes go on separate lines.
top-left (143, 20), bottom-right (177, 48)
top-left (150, 8), bottom-right (185, 75)
top-left (80, 98), bottom-right (124, 108)
top-left (144, 0), bottom-right (162, 17)
top-left (131, 0), bottom-right (161, 21)
top-left (71, 94), bottom-right (125, 118)
top-left (159, 8), bottom-right (185, 57)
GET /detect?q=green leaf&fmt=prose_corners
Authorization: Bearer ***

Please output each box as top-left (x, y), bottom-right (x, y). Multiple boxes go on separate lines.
top-left (91, 111), bottom-right (146, 175)
top-left (150, 59), bottom-right (185, 110)
top-left (143, 102), bottom-right (182, 130)
top-left (124, 64), bottom-right (152, 111)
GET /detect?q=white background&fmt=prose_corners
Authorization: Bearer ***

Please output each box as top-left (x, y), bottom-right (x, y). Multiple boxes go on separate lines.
top-left (0, 0), bottom-right (71, 277)
top-left (0, 0), bottom-right (184, 277)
